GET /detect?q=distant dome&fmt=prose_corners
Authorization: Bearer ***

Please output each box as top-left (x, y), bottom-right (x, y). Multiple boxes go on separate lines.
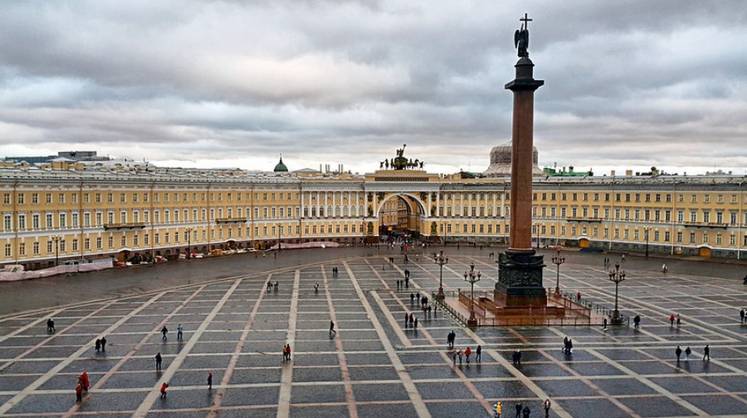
top-left (483, 141), bottom-right (542, 177)
top-left (273, 156), bottom-right (288, 172)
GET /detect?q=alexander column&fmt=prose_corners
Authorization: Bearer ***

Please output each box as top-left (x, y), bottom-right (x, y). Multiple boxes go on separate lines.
top-left (495, 13), bottom-right (547, 307)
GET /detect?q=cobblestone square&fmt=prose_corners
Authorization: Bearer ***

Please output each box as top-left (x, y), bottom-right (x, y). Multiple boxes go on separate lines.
top-left (0, 252), bottom-right (746, 417)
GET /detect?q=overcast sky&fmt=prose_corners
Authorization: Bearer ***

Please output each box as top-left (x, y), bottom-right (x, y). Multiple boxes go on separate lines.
top-left (1, 0), bottom-right (746, 175)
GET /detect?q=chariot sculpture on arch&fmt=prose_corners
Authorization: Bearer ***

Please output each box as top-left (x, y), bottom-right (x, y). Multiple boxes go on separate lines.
top-left (382, 144), bottom-right (424, 170)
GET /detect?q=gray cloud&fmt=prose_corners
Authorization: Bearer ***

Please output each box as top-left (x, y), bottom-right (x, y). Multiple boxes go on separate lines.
top-left (0, 0), bottom-right (746, 174)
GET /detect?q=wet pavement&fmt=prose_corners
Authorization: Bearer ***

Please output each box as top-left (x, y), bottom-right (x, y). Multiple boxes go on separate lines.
top-left (0, 248), bottom-right (746, 417)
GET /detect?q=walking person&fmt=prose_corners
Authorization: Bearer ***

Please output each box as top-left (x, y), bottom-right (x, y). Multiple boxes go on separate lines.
top-left (405, 312), bottom-right (409, 328)
top-left (95, 339), bottom-right (101, 352)
top-left (669, 314), bottom-right (675, 327)
top-left (160, 382), bottom-right (169, 399)
top-left (684, 346), bottom-right (691, 361)
top-left (676, 314), bottom-right (681, 327)
top-left (634, 315), bottom-right (641, 329)
top-left (740, 308), bottom-right (745, 324)
top-left (703, 344), bottom-right (710, 361)
top-left (522, 405), bottom-right (530, 418)
top-left (457, 349), bottom-right (463, 366)
top-left (100, 336), bottom-right (107, 352)
top-left (544, 399), bottom-right (551, 418)
top-left (675, 345), bottom-right (682, 363)
top-left (603, 318), bottom-right (608, 331)
top-left (47, 318), bottom-right (55, 334)
top-left (79, 370), bottom-right (90, 393)
top-left (515, 403), bottom-right (522, 418)
top-left (75, 382), bottom-right (83, 403)
top-left (329, 320), bottom-right (336, 338)
top-left (464, 346), bottom-right (472, 364)
top-left (161, 326), bottom-right (168, 341)
top-left (476, 345), bottom-right (482, 363)
top-left (413, 316), bottom-right (418, 329)
top-left (207, 371), bottom-right (213, 390)
top-left (155, 352), bottom-right (163, 371)
top-left (177, 324), bottom-right (183, 342)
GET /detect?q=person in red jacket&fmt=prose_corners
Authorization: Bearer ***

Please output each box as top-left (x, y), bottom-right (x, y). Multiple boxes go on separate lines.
top-left (79, 371), bottom-right (90, 392)
top-left (160, 382), bottom-right (169, 399)
top-left (464, 346), bottom-right (472, 364)
top-left (75, 383), bottom-right (83, 402)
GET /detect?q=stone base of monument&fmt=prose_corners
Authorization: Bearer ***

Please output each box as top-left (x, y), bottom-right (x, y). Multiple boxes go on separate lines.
top-left (438, 290), bottom-right (601, 327)
top-left (495, 249), bottom-right (548, 307)
top-left (433, 249), bottom-right (606, 327)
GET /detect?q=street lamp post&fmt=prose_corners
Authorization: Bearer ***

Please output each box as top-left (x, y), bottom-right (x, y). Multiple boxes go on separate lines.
top-left (434, 250), bottom-right (448, 301)
top-left (52, 235), bottom-right (61, 266)
top-left (463, 263), bottom-right (481, 327)
top-left (608, 263), bottom-right (626, 325)
top-left (185, 227), bottom-right (193, 259)
top-left (551, 249), bottom-right (565, 295)
top-left (644, 227), bottom-right (650, 258)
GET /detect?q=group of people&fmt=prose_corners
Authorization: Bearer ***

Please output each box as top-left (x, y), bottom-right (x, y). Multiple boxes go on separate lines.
top-left (446, 330), bottom-right (457, 348)
top-left (493, 400), bottom-right (552, 418)
top-left (511, 349), bottom-right (522, 366)
top-left (404, 312), bottom-right (418, 329)
top-left (159, 324), bottom-right (185, 342)
top-left (94, 336), bottom-right (108, 352)
top-left (397, 270), bottom-right (411, 289)
top-left (74, 371), bottom-right (90, 402)
top-left (669, 313), bottom-right (681, 327)
top-left (675, 344), bottom-right (710, 362)
top-left (331, 266), bottom-right (340, 277)
top-left (562, 337), bottom-right (574, 354)
top-left (281, 344), bottom-right (292, 361)
top-left (266, 280), bottom-right (279, 293)
top-left (409, 292), bottom-right (435, 316)
top-left (450, 345), bottom-right (482, 366)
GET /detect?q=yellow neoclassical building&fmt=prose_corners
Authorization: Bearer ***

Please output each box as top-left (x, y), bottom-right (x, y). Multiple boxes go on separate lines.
top-left (1, 149), bottom-right (746, 269)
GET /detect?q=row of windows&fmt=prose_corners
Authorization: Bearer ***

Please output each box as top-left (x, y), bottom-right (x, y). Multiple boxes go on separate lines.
top-left (531, 207), bottom-right (747, 225)
top-left (1, 190), bottom-right (304, 206)
top-left (533, 191), bottom-right (743, 204)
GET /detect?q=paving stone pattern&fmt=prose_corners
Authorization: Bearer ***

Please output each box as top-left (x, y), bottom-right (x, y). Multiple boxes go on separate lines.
top-left (0, 254), bottom-right (746, 417)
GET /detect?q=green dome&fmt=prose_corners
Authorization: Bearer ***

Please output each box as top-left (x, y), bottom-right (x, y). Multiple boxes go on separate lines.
top-left (273, 157), bottom-right (288, 172)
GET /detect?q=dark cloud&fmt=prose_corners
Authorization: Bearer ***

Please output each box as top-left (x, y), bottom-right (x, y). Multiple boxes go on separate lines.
top-left (0, 0), bottom-right (745, 174)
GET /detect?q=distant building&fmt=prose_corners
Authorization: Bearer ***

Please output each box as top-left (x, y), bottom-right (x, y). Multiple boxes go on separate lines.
top-left (3, 151), bottom-right (109, 164)
top-left (483, 142), bottom-right (543, 177)
top-left (1, 146), bottom-right (746, 269)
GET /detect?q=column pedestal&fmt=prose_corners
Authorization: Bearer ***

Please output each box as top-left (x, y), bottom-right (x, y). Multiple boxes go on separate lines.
top-left (495, 249), bottom-right (547, 307)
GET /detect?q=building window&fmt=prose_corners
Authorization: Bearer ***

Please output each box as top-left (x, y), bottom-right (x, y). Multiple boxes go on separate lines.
top-left (4, 244), bottom-right (11, 257)
top-left (33, 241), bottom-right (39, 254)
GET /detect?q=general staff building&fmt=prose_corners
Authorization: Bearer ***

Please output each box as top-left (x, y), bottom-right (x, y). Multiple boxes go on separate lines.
top-left (2, 147), bottom-right (746, 270)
